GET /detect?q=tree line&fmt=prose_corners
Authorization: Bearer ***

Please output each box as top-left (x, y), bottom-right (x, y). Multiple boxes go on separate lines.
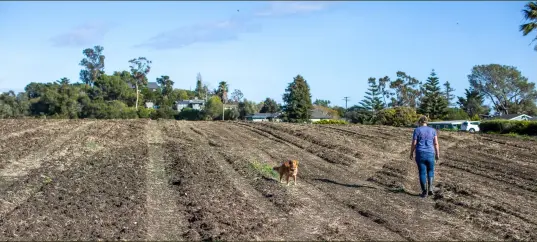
top-left (0, 45), bottom-right (316, 122)
top-left (1, 2), bottom-right (536, 124)
top-left (0, 45), bottom-right (535, 125)
top-left (344, 65), bottom-right (537, 126)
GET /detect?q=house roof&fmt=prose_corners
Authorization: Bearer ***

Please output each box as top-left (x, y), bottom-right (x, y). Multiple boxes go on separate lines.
top-left (496, 114), bottom-right (532, 120)
top-left (147, 82), bottom-right (159, 89)
top-left (246, 112), bottom-right (281, 119)
top-left (176, 99), bottom-right (205, 105)
top-left (529, 117), bottom-right (537, 121)
top-left (428, 120), bottom-right (467, 124)
top-left (127, 82), bottom-right (160, 90)
top-left (310, 109), bottom-right (332, 119)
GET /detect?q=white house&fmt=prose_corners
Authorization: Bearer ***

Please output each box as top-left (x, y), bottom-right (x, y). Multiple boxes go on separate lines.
top-left (175, 97), bottom-right (206, 111)
top-left (309, 109), bottom-right (332, 122)
top-left (145, 101), bottom-right (154, 109)
top-left (245, 113), bottom-right (282, 122)
top-left (496, 114), bottom-right (533, 121)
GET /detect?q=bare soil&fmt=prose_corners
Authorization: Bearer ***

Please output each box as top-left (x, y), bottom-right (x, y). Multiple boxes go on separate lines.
top-left (0, 119), bottom-right (536, 241)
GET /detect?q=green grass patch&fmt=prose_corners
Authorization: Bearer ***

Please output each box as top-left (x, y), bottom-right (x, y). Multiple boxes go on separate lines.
top-left (41, 174), bottom-right (52, 184)
top-left (504, 132), bottom-right (537, 141)
top-left (483, 131), bottom-right (537, 141)
top-left (312, 119), bottom-right (348, 124)
top-left (86, 141), bottom-right (98, 150)
top-left (249, 160), bottom-right (279, 179)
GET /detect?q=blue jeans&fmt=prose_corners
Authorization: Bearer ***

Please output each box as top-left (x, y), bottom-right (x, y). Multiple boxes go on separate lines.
top-left (415, 151), bottom-right (435, 194)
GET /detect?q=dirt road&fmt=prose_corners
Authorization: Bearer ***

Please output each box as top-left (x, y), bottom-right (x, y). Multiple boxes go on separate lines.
top-left (0, 119), bottom-right (536, 240)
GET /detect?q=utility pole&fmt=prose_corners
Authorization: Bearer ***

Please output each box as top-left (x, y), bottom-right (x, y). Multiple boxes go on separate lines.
top-left (222, 103), bottom-right (225, 121)
top-left (343, 96), bottom-right (350, 110)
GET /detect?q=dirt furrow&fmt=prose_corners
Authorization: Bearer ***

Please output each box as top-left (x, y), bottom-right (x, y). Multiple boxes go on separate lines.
top-left (145, 120), bottom-right (187, 241)
top-left (432, 174), bottom-right (537, 239)
top-left (233, 124), bottom-right (502, 239)
top-left (236, 122), bottom-right (357, 166)
top-left (0, 121), bottom-right (85, 168)
top-left (478, 135), bottom-right (537, 153)
top-left (0, 119), bottom-right (70, 141)
top-left (262, 123), bottom-right (365, 159)
top-left (0, 120), bottom-right (148, 241)
top-left (0, 121), bottom-right (114, 223)
top-left (443, 156), bottom-right (537, 193)
top-left (160, 121), bottom-right (285, 241)
top-left (0, 120), bottom-right (535, 241)
top-left (195, 122), bottom-right (407, 241)
top-left (0, 121), bottom-right (93, 179)
top-left (0, 119), bottom-right (58, 137)
top-left (231, 123), bottom-right (493, 240)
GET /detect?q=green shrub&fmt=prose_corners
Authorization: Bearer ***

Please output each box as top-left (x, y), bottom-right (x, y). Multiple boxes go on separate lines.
top-left (443, 108), bottom-right (469, 121)
top-left (479, 120), bottom-right (537, 136)
top-left (138, 107), bottom-right (155, 118)
top-left (150, 105), bottom-right (178, 119)
top-left (394, 107), bottom-right (419, 127)
top-left (375, 108), bottom-right (396, 125)
top-left (313, 119), bottom-right (348, 124)
top-left (224, 108), bottom-right (240, 121)
top-left (120, 107), bottom-right (138, 119)
top-left (177, 108), bottom-right (202, 121)
top-left (374, 107), bottom-right (418, 127)
top-left (344, 109), bottom-right (373, 124)
top-left (103, 101), bottom-right (138, 119)
top-left (470, 114), bottom-right (480, 121)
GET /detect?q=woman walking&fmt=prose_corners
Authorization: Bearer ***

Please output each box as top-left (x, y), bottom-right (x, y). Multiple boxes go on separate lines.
top-left (409, 116), bottom-right (440, 198)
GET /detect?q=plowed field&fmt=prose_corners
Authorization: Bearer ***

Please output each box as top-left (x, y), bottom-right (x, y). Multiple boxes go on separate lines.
top-left (1, 119), bottom-right (536, 241)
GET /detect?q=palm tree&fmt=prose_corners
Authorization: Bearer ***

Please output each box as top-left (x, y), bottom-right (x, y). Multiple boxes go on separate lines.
top-left (520, 1), bottom-right (537, 51)
top-left (217, 81), bottom-right (229, 104)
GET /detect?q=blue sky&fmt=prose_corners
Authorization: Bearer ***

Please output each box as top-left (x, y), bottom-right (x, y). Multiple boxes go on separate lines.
top-left (0, 1), bottom-right (535, 107)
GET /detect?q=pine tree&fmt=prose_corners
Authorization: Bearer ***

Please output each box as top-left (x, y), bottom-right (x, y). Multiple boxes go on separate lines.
top-left (419, 69), bottom-right (448, 119)
top-left (457, 88), bottom-right (490, 118)
top-left (194, 73), bottom-right (205, 99)
top-left (260, 98), bottom-right (280, 113)
top-left (282, 75), bottom-right (313, 122)
top-left (359, 77), bottom-right (384, 112)
top-left (443, 81), bottom-right (456, 107)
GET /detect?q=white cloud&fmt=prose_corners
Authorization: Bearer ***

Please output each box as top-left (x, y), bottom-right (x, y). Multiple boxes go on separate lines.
top-left (136, 2), bottom-right (335, 50)
top-left (254, 1), bottom-right (332, 17)
top-left (50, 22), bottom-right (112, 47)
top-left (135, 15), bottom-right (261, 50)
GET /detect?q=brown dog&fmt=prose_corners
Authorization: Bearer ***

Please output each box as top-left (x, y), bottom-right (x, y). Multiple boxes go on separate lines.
top-left (273, 160), bottom-right (299, 186)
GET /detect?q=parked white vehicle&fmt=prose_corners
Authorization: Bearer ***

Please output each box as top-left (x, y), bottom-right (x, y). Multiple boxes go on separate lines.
top-left (461, 121), bottom-right (480, 133)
